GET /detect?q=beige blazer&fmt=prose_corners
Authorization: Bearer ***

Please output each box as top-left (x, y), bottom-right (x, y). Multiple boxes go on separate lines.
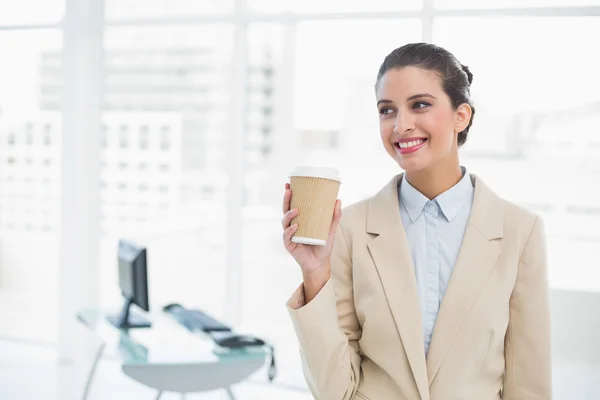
top-left (287, 173), bottom-right (552, 400)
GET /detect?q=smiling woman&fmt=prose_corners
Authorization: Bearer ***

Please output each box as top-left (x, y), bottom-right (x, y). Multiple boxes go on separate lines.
top-left (374, 44), bottom-right (475, 176)
top-left (283, 43), bottom-right (552, 400)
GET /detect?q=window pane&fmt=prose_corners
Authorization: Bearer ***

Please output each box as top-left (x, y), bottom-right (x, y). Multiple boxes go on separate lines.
top-left (0, 0), bottom-right (64, 25)
top-left (434, 17), bottom-right (600, 291)
top-left (96, 25), bottom-right (232, 321)
top-left (240, 20), bottom-right (421, 388)
top-left (249, 0), bottom-right (422, 13)
top-left (0, 30), bottom-right (62, 344)
top-left (436, 0), bottom-right (600, 8)
top-left (105, 0), bottom-right (232, 19)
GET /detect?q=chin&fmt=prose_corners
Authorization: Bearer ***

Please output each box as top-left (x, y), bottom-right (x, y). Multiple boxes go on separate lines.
top-left (397, 156), bottom-right (431, 172)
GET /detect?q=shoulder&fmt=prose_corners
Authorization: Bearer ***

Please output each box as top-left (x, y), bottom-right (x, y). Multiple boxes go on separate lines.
top-left (339, 198), bottom-right (370, 228)
top-left (501, 197), bottom-right (545, 254)
top-left (336, 198), bottom-right (370, 246)
top-left (502, 197), bottom-right (540, 229)
top-left (475, 174), bottom-right (544, 252)
top-left (338, 173), bottom-right (401, 229)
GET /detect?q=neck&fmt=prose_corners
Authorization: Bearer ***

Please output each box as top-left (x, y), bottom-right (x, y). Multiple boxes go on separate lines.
top-left (404, 158), bottom-right (463, 200)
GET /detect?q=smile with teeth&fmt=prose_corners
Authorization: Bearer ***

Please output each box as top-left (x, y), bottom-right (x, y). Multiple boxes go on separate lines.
top-left (396, 138), bottom-right (427, 149)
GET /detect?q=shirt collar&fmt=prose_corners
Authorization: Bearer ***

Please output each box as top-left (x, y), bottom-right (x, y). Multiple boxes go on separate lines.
top-left (399, 174), bottom-right (430, 223)
top-left (399, 166), bottom-right (474, 223)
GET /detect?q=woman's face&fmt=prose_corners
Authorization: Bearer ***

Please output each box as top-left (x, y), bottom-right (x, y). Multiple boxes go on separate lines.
top-left (376, 66), bottom-right (469, 172)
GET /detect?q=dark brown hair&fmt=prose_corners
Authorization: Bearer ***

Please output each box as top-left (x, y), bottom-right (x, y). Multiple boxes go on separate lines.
top-left (376, 42), bottom-right (475, 147)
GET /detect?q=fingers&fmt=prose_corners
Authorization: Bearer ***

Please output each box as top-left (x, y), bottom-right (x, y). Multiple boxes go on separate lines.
top-left (282, 183), bottom-right (291, 214)
top-left (281, 208), bottom-right (298, 229)
top-left (282, 223), bottom-right (298, 249)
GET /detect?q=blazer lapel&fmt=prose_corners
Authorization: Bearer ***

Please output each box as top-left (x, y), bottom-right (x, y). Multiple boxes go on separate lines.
top-left (426, 174), bottom-right (504, 385)
top-left (366, 173), bottom-right (429, 400)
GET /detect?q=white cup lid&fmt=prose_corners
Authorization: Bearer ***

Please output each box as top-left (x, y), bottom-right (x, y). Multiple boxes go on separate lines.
top-left (289, 166), bottom-right (341, 182)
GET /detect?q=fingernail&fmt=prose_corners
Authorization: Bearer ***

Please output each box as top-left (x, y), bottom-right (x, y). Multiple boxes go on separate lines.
top-left (292, 224), bottom-right (298, 229)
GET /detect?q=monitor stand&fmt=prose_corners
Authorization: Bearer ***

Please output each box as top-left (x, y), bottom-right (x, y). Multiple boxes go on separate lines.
top-left (106, 296), bottom-right (151, 329)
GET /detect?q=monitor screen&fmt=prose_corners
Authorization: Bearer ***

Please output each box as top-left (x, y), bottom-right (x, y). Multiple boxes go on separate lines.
top-left (118, 239), bottom-right (149, 311)
top-left (118, 252), bottom-right (135, 299)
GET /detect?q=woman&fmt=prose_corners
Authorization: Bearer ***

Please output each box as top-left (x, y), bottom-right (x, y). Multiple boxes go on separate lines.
top-left (281, 43), bottom-right (551, 400)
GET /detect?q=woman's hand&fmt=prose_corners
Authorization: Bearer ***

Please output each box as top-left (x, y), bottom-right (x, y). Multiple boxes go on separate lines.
top-left (281, 182), bottom-right (342, 280)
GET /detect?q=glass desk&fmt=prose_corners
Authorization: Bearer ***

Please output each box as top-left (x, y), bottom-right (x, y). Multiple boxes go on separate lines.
top-left (77, 309), bottom-right (268, 400)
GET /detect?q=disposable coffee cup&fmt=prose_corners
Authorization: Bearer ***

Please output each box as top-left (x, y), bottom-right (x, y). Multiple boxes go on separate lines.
top-left (289, 166), bottom-right (341, 246)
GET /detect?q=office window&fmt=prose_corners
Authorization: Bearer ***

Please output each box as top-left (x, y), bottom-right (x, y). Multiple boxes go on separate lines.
top-left (139, 125), bottom-right (149, 149)
top-left (118, 125), bottom-right (129, 148)
top-left (0, 29), bottom-right (62, 344)
top-left (159, 125), bottom-right (170, 150)
top-left (100, 124), bottom-right (108, 147)
top-left (25, 123), bottom-right (34, 145)
top-left (44, 124), bottom-right (52, 146)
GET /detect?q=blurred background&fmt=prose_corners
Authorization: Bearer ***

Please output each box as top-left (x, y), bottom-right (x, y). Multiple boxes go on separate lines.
top-left (0, 0), bottom-right (599, 399)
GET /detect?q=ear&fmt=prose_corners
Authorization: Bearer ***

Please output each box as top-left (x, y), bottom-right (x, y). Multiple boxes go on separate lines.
top-left (454, 103), bottom-right (472, 133)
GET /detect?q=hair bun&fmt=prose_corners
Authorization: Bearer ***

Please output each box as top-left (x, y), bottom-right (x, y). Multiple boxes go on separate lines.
top-left (461, 64), bottom-right (473, 85)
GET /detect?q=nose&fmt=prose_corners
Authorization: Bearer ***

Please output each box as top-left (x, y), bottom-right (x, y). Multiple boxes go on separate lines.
top-left (394, 111), bottom-right (415, 134)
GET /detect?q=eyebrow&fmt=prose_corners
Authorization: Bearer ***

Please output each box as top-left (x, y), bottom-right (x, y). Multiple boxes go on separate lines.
top-left (376, 93), bottom-right (437, 106)
top-left (407, 93), bottom-right (436, 101)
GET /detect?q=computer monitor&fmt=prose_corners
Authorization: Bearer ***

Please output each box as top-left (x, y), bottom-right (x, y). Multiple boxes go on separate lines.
top-left (106, 239), bottom-right (151, 329)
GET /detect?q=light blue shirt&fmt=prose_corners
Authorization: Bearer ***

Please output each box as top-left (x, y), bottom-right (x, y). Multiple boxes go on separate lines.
top-left (398, 166), bottom-right (474, 356)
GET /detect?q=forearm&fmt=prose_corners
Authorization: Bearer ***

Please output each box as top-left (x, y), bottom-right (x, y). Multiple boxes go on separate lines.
top-left (288, 280), bottom-right (362, 400)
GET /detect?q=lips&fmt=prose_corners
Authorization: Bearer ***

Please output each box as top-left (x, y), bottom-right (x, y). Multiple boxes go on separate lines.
top-left (394, 138), bottom-right (428, 155)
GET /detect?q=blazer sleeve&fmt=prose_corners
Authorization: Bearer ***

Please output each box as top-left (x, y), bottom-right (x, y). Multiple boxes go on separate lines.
top-left (503, 215), bottom-right (552, 399)
top-left (286, 220), bottom-right (362, 400)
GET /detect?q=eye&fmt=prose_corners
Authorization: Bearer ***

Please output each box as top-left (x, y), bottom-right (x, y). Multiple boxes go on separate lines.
top-left (378, 107), bottom-right (395, 115)
top-left (412, 101), bottom-right (431, 110)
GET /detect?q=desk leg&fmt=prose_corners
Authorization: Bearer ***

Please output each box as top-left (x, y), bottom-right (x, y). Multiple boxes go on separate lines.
top-left (225, 387), bottom-right (236, 400)
top-left (81, 342), bottom-right (106, 400)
